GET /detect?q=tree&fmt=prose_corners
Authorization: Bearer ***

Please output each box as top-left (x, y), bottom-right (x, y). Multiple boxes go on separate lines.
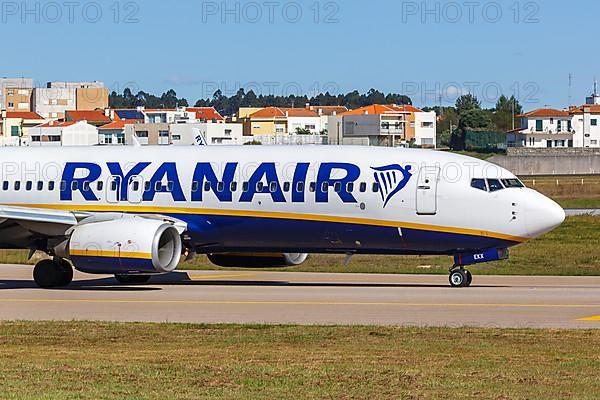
top-left (296, 127), bottom-right (312, 135)
top-left (455, 94), bottom-right (481, 115)
top-left (492, 95), bottom-right (523, 131)
top-left (451, 108), bottom-right (495, 150)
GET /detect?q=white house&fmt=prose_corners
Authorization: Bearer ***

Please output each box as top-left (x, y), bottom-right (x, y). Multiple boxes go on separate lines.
top-left (28, 120), bottom-right (99, 146)
top-left (569, 105), bottom-right (600, 148)
top-left (507, 108), bottom-right (574, 148)
top-left (413, 111), bottom-right (437, 147)
top-left (169, 123), bottom-right (243, 145)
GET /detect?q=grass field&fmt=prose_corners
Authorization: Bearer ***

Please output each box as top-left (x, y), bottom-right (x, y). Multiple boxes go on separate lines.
top-left (0, 322), bottom-right (598, 400)
top-left (1, 215), bottom-right (599, 276)
top-left (519, 175), bottom-right (600, 208)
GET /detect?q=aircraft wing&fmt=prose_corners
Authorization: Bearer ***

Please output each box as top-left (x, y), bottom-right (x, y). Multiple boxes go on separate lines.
top-left (0, 205), bottom-right (187, 250)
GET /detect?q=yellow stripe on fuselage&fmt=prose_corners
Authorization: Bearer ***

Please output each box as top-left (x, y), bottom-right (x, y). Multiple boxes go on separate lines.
top-left (5, 203), bottom-right (530, 244)
top-left (70, 249), bottom-right (152, 260)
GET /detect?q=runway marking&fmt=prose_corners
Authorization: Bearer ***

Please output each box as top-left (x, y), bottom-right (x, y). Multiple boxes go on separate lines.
top-left (577, 315), bottom-right (600, 321)
top-left (1, 298), bottom-right (599, 308)
top-left (188, 274), bottom-right (257, 280)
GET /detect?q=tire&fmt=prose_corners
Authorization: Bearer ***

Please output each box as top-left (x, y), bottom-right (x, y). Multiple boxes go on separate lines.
top-left (57, 259), bottom-right (74, 286)
top-left (33, 260), bottom-right (63, 288)
top-left (466, 271), bottom-right (473, 286)
top-left (449, 270), bottom-right (468, 288)
top-left (115, 275), bottom-right (152, 285)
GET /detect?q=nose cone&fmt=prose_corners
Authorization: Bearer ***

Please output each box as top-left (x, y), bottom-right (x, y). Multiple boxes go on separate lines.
top-left (524, 189), bottom-right (566, 238)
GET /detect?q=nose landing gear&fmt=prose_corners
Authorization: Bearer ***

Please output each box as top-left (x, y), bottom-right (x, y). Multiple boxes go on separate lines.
top-left (449, 266), bottom-right (472, 288)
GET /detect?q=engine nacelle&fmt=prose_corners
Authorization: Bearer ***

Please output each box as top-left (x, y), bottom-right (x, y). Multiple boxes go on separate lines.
top-left (61, 217), bottom-right (182, 275)
top-left (207, 253), bottom-right (308, 268)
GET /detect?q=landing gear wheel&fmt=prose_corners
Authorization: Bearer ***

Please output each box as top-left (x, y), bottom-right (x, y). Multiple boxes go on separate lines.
top-left (449, 269), bottom-right (471, 288)
top-left (465, 270), bottom-right (473, 286)
top-left (115, 275), bottom-right (152, 285)
top-left (33, 259), bottom-right (72, 288)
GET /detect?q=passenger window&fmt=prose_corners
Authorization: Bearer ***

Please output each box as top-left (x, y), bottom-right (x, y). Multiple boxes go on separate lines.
top-left (191, 181), bottom-right (199, 192)
top-left (97, 181), bottom-right (103, 191)
top-left (48, 182), bottom-right (55, 191)
top-left (487, 179), bottom-right (504, 192)
top-left (26, 181), bottom-right (33, 191)
top-left (322, 182), bottom-right (329, 192)
top-left (359, 183), bottom-right (367, 193)
top-left (471, 179), bottom-right (487, 192)
top-left (155, 181), bottom-right (162, 191)
top-left (257, 182), bottom-right (264, 192)
top-left (83, 181), bottom-right (91, 192)
top-left (231, 182), bottom-right (238, 192)
top-left (309, 182), bottom-right (316, 192)
top-left (204, 182), bottom-right (211, 192)
top-left (217, 182), bottom-right (225, 192)
top-left (14, 182), bottom-right (20, 191)
top-left (347, 182), bottom-right (354, 193)
top-left (37, 181), bottom-right (43, 191)
top-left (132, 181), bottom-right (140, 191)
top-left (296, 182), bottom-right (305, 192)
top-left (283, 182), bottom-right (291, 192)
top-left (60, 181), bottom-right (66, 191)
top-left (144, 181), bottom-right (151, 191)
top-left (112, 180), bottom-right (119, 191)
top-left (71, 181), bottom-right (78, 191)
top-left (372, 183), bottom-right (380, 192)
top-left (3, 181), bottom-right (9, 191)
top-left (269, 182), bottom-right (278, 193)
top-left (167, 182), bottom-right (174, 192)
top-left (334, 182), bottom-right (342, 193)
top-left (242, 182), bottom-right (249, 192)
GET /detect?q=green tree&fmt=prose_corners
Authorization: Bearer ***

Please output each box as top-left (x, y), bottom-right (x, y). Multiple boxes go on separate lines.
top-left (451, 109), bottom-right (494, 150)
top-left (492, 95), bottom-right (523, 131)
top-left (455, 94), bottom-right (481, 115)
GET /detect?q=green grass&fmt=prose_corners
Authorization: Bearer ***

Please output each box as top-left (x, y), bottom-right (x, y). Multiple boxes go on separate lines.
top-left (178, 215), bottom-right (600, 276)
top-left (0, 322), bottom-right (598, 400)
top-left (558, 198), bottom-right (600, 209)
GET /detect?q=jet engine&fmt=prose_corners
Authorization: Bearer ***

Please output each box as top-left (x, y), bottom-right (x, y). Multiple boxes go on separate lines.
top-left (207, 253), bottom-right (308, 268)
top-left (56, 216), bottom-right (183, 275)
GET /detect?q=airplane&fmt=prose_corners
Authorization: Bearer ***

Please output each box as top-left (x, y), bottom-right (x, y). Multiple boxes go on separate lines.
top-left (0, 145), bottom-right (565, 288)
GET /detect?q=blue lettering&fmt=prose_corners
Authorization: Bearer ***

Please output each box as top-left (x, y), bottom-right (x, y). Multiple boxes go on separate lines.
top-left (291, 163), bottom-right (310, 203)
top-left (142, 163), bottom-right (186, 202)
top-left (107, 162), bottom-right (151, 201)
top-left (191, 162), bottom-right (238, 202)
top-left (61, 162), bottom-right (102, 201)
top-left (239, 162), bottom-right (285, 203)
top-left (316, 163), bottom-right (360, 203)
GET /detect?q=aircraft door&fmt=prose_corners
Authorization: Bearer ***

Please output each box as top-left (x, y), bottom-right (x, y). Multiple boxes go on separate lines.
top-left (127, 175), bottom-right (144, 204)
top-left (106, 176), bottom-right (121, 204)
top-left (416, 166), bottom-right (440, 215)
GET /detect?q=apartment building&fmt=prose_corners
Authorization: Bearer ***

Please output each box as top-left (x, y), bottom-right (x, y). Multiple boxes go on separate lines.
top-left (242, 107), bottom-right (322, 136)
top-left (33, 81), bottom-right (108, 119)
top-left (0, 78), bottom-right (34, 111)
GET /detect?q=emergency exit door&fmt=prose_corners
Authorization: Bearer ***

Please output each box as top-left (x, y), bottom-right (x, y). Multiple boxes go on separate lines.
top-left (416, 166), bottom-right (440, 215)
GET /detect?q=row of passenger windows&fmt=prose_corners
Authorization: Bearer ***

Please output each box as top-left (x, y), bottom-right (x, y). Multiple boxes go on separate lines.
top-left (0, 180), bottom-right (384, 194)
top-left (471, 178), bottom-right (524, 193)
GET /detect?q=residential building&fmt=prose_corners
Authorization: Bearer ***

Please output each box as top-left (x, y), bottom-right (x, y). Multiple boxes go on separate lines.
top-left (570, 105), bottom-right (600, 148)
top-left (170, 123), bottom-right (243, 145)
top-left (143, 108), bottom-right (197, 124)
top-left (508, 108), bottom-right (575, 148)
top-left (28, 120), bottom-right (99, 146)
top-left (305, 105), bottom-right (348, 134)
top-left (242, 107), bottom-right (322, 136)
top-left (0, 111), bottom-right (45, 146)
top-left (412, 110), bottom-right (437, 147)
top-left (33, 81), bottom-right (107, 119)
top-left (65, 110), bottom-right (111, 127)
top-left (185, 107), bottom-right (225, 123)
top-left (0, 78), bottom-right (34, 111)
top-left (98, 120), bottom-right (141, 145)
top-left (124, 123), bottom-right (170, 145)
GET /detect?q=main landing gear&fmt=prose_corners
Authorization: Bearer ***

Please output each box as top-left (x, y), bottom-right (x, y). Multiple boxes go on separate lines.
top-left (33, 258), bottom-right (73, 288)
top-left (114, 275), bottom-right (152, 285)
top-left (449, 266), bottom-right (473, 288)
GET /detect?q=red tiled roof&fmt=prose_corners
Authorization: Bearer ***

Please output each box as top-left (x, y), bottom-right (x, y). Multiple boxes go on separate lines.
top-left (306, 105), bottom-right (349, 115)
top-left (249, 107), bottom-right (319, 118)
top-left (65, 110), bottom-right (111, 123)
top-left (342, 104), bottom-right (422, 116)
top-left (98, 120), bottom-right (143, 130)
top-left (36, 121), bottom-right (77, 128)
top-left (518, 108), bottom-right (569, 118)
top-left (569, 105), bottom-right (600, 114)
top-left (5, 111), bottom-right (44, 120)
top-left (186, 107), bottom-right (225, 121)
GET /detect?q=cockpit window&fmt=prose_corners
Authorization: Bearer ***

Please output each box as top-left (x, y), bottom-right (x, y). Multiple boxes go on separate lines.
top-left (501, 179), bottom-right (524, 188)
top-left (471, 179), bottom-right (487, 191)
top-left (487, 179), bottom-right (504, 192)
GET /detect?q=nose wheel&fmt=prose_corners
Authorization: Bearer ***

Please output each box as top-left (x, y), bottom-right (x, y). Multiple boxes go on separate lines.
top-left (449, 267), bottom-right (472, 288)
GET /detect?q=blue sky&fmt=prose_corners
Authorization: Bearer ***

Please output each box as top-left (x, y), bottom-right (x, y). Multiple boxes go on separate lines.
top-left (1, 0), bottom-right (598, 109)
